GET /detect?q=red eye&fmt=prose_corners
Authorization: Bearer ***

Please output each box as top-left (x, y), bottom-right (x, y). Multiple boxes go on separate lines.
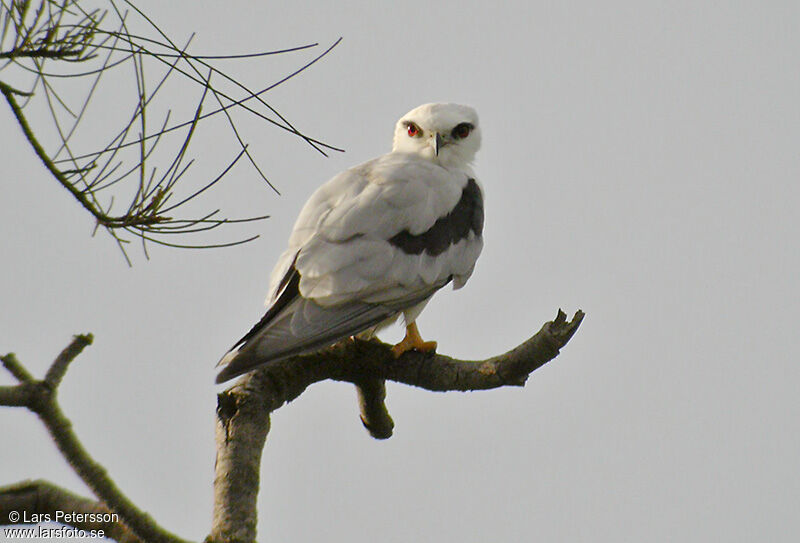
top-left (452, 123), bottom-right (473, 140)
top-left (407, 122), bottom-right (421, 137)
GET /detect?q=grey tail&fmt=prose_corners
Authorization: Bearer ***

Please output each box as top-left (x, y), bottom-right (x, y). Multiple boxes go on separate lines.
top-left (215, 265), bottom-right (400, 383)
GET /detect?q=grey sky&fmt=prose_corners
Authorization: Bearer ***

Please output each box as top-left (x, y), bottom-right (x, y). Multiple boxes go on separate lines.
top-left (2, 1), bottom-right (799, 542)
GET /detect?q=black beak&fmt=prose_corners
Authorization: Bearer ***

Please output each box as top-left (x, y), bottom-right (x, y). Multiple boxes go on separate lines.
top-left (433, 132), bottom-right (444, 156)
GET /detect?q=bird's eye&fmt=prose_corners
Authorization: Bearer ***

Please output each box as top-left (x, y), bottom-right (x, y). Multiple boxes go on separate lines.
top-left (406, 122), bottom-right (422, 137)
top-left (452, 123), bottom-right (473, 140)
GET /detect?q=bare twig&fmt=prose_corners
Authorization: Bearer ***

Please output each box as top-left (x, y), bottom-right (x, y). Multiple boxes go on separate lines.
top-left (1, 352), bottom-right (33, 382)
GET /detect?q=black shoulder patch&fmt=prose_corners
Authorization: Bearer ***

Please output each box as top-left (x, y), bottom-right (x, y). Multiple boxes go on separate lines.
top-left (389, 178), bottom-right (483, 256)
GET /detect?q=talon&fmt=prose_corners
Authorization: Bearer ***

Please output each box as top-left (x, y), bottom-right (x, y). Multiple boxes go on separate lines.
top-left (391, 322), bottom-right (437, 358)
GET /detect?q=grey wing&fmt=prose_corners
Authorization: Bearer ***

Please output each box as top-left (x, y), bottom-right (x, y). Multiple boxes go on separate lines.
top-left (215, 264), bottom-right (443, 383)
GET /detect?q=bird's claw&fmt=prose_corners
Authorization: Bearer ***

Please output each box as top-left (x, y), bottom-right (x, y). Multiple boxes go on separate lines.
top-left (391, 322), bottom-right (437, 358)
top-left (391, 339), bottom-right (438, 358)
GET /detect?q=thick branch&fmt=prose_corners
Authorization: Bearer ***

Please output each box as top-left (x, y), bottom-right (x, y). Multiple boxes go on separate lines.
top-left (0, 337), bottom-right (188, 543)
top-left (210, 380), bottom-right (270, 543)
top-left (210, 309), bottom-right (584, 543)
top-left (0, 480), bottom-right (140, 543)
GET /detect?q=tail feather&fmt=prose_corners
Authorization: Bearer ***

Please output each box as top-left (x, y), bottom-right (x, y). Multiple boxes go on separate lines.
top-left (215, 297), bottom-right (397, 383)
top-left (215, 264), bottom-right (447, 384)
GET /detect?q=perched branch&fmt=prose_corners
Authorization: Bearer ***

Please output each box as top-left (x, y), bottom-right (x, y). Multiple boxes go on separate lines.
top-left (0, 335), bottom-right (188, 543)
top-left (210, 309), bottom-right (584, 543)
top-left (0, 480), bottom-right (140, 543)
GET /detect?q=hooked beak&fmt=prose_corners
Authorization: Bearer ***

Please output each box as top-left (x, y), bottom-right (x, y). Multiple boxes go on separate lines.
top-left (433, 132), bottom-right (444, 156)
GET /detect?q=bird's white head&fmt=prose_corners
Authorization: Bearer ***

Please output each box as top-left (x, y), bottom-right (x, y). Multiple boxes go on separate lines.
top-left (392, 103), bottom-right (481, 169)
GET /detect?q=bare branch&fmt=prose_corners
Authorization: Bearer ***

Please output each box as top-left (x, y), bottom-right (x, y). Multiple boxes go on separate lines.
top-left (44, 333), bottom-right (93, 388)
top-left (0, 380), bottom-right (34, 406)
top-left (317, 310), bottom-right (584, 392)
top-left (1, 351), bottom-right (34, 383)
top-left (0, 336), bottom-right (189, 543)
top-left (210, 309), bottom-right (585, 543)
top-left (3, 306), bottom-right (583, 543)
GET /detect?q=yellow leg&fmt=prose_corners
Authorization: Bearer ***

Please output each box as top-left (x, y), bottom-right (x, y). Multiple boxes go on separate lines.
top-left (391, 322), bottom-right (437, 358)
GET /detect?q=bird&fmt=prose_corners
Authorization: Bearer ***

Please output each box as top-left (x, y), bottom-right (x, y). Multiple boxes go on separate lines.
top-left (216, 103), bottom-right (484, 384)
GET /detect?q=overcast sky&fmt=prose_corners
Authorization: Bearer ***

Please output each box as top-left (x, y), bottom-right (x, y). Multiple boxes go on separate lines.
top-left (2, 1), bottom-right (799, 542)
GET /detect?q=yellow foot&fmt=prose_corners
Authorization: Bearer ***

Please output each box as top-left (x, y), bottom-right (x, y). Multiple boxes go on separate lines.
top-left (391, 322), bottom-right (437, 358)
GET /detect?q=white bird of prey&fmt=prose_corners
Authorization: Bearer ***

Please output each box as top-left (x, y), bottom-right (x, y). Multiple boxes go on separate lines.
top-left (216, 103), bottom-right (483, 383)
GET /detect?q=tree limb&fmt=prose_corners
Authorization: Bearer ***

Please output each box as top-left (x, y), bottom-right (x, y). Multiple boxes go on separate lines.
top-left (209, 309), bottom-right (584, 543)
top-left (0, 336), bottom-right (188, 543)
top-left (3, 311), bottom-right (583, 543)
